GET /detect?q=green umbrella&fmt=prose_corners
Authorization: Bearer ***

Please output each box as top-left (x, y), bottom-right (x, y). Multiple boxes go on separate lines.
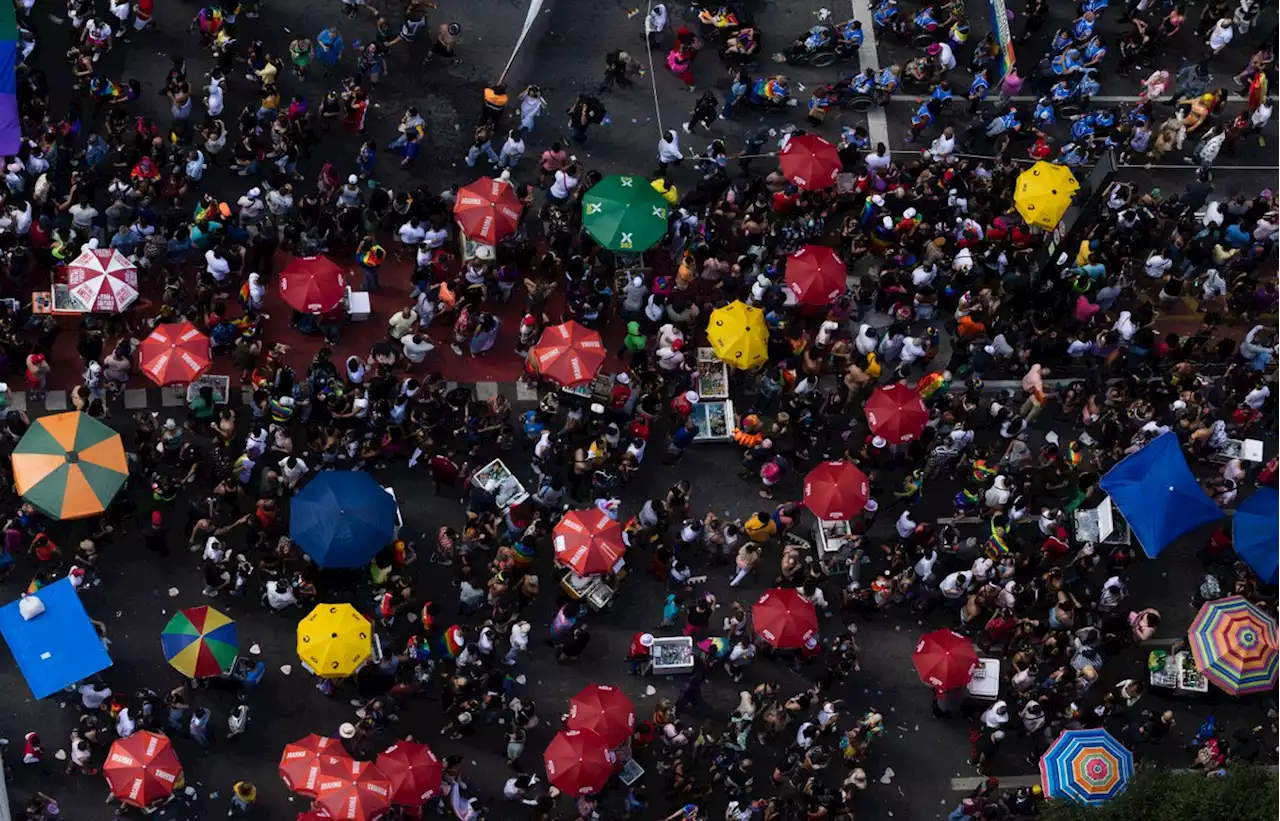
top-left (581, 175), bottom-right (670, 252)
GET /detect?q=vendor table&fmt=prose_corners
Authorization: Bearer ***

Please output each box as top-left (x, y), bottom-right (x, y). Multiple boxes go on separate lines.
top-left (694, 348), bottom-right (729, 400)
top-left (561, 372), bottom-right (613, 403)
top-left (1214, 438), bottom-right (1264, 464)
top-left (560, 570), bottom-right (618, 611)
top-left (814, 518), bottom-right (855, 554)
top-left (31, 287), bottom-right (84, 316)
top-left (185, 374), bottom-right (231, 404)
top-left (691, 400), bottom-right (734, 443)
top-left (1149, 650), bottom-right (1209, 694)
top-left (471, 458), bottom-right (529, 509)
top-left (967, 658), bottom-right (1001, 701)
top-left (650, 636), bottom-right (695, 674)
top-left (1073, 496), bottom-right (1131, 546)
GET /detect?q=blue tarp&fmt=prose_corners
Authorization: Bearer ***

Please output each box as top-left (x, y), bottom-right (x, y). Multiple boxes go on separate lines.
top-left (0, 578), bottom-right (112, 699)
top-left (1234, 488), bottom-right (1278, 585)
top-left (290, 472), bottom-right (398, 568)
top-left (1099, 432), bottom-right (1224, 558)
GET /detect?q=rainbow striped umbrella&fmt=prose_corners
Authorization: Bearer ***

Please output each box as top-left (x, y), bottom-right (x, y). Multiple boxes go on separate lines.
top-left (1188, 595), bottom-right (1278, 696)
top-left (161, 606), bottom-right (239, 678)
top-left (1039, 729), bottom-right (1132, 805)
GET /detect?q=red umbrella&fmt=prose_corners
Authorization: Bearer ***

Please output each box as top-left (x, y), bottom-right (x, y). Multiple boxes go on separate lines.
top-left (778, 134), bottom-right (842, 190)
top-left (454, 177), bottom-right (523, 245)
top-left (864, 383), bottom-right (929, 444)
top-left (545, 729), bottom-right (615, 795)
top-left (315, 757), bottom-right (393, 821)
top-left (913, 629), bottom-right (979, 690)
top-left (530, 321), bottom-right (606, 387)
top-left (280, 735), bottom-right (347, 798)
top-left (568, 684), bottom-right (637, 747)
top-left (785, 245), bottom-right (847, 306)
top-left (104, 731), bottom-right (183, 809)
top-left (65, 248), bottom-right (140, 313)
top-left (377, 740), bottom-right (444, 804)
top-left (138, 322), bottom-right (211, 386)
top-left (553, 508), bottom-right (626, 576)
top-left (802, 461), bottom-right (870, 521)
top-left (280, 256), bottom-right (348, 314)
top-left (752, 588), bottom-right (819, 649)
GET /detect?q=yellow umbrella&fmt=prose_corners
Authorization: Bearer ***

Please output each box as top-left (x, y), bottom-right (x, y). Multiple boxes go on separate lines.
top-left (296, 603), bottom-right (372, 678)
top-left (707, 300), bottom-right (768, 370)
top-left (1014, 161), bottom-right (1079, 229)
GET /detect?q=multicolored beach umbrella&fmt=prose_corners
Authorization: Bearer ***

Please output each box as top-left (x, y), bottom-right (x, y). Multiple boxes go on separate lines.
top-left (11, 412), bottom-right (128, 520)
top-left (1188, 595), bottom-right (1278, 696)
top-left (1040, 729), bottom-right (1133, 804)
top-left (0, 0), bottom-right (20, 157)
top-left (161, 606), bottom-right (239, 678)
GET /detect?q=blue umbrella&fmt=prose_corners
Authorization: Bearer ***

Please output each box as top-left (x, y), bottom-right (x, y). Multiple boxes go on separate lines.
top-left (290, 472), bottom-right (398, 568)
top-left (1039, 728), bottom-right (1133, 805)
top-left (1099, 432), bottom-right (1223, 558)
top-left (1234, 488), bottom-right (1278, 584)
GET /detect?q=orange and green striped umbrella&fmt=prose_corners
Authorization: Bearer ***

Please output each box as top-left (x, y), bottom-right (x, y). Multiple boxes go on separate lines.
top-left (11, 412), bottom-right (128, 520)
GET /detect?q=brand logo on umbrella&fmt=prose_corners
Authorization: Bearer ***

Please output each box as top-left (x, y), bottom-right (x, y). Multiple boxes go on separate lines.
top-left (586, 202), bottom-right (602, 214)
top-left (620, 177), bottom-right (634, 187)
top-left (619, 232), bottom-right (633, 249)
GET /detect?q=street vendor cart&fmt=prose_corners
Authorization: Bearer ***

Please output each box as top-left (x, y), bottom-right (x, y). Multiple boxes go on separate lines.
top-left (560, 570), bottom-right (618, 612)
top-left (471, 458), bottom-right (529, 509)
top-left (694, 348), bottom-right (729, 400)
top-left (1148, 648), bottom-right (1210, 695)
top-left (650, 636), bottom-right (695, 675)
top-left (691, 400), bottom-right (735, 443)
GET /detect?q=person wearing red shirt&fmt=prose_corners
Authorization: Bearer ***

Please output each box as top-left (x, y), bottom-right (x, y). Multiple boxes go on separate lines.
top-left (627, 631), bottom-right (653, 675)
top-left (669, 390), bottom-right (698, 423)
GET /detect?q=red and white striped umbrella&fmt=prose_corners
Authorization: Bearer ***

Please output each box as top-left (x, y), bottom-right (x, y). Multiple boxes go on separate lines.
top-left (65, 248), bottom-right (139, 313)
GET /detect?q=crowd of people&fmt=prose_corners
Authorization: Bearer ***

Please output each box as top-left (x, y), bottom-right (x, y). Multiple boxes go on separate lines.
top-left (0, 0), bottom-right (1276, 819)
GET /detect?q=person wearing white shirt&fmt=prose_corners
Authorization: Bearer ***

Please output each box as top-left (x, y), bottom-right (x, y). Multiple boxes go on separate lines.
top-left (422, 224), bottom-right (449, 249)
top-left (497, 129), bottom-right (526, 170)
top-left (914, 548), bottom-right (938, 581)
top-left (911, 262), bottom-right (937, 286)
top-left (899, 336), bottom-right (926, 365)
top-left (657, 130), bottom-right (683, 169)
top-left (398, 218), bottom-right (426, 247)
top-left (930, 127), bottom-right (956, 157)
top-left (205, 75), bottom-right (225, 116)
top-left (388, 306), bottom-right (419, 340)
top-left (79, 682), bottom-right (113, 709)
top-left (935, 41), bottom-right (956, 71)
top-left (939, 571), bottom-right (970, 599)
top-left (1207, 18), bottom-right (1233, 53)
top-left (549, 167), bottom-right (578, 202)
top-left (204, 246), bottom-right (230, 284)
top-left (894, 510), bottom-right (916, 539)
top-left (1244, 383), bottom-right (1270, 410)
top-left (815, 319), bottom-right (840, 348)
top-left (237, 188), bottom-right (265, 224)
top-left (1251, 101), bottom-right (1272, 130)
top-left (266, 185), bottom-right (293, 216)
top-left (279, 455), bottom-right (309, 488)
top-left (865, 143), bottom-right (891, 174)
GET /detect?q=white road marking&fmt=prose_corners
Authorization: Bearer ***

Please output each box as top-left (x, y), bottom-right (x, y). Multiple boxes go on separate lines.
top-left (850, 0), bottom-right (891, 147)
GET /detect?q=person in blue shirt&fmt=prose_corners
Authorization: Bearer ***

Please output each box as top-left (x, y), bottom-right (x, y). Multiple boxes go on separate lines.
top-left (967, 67), bottom-right (990, 114)
top-left (1051, 47), bottom-right (1083, 76)
top-left (850, 69), bottom-right (875, 95)
top-left (83, 134), bottom-right (109, 170)
top-left (1049, 27), bottom-right (1072, 52)
top-left (985, 106), bottom-right (1021, 137)
top-left (913, 5), bottom-right (938, 33)
top-left (1033, 96), bottom-right (1057, 128)
top-left (930, 80), bottom-right (952, 105)
top-left (1224, 221), bottom-right (1252, 247)
top-left (836, 19), bottom-right (863, 50)
top-left (1075, 70), bottom-right (1100, 100)
top-left (1059, 141), bottom-right (1089, 166)
top-left (1081, 0), bottom-right (1107, 12)
top-left (1070, 11), bottom-right (1096, 42)
top-left (873, 0), bottom-right (899, 31)
top-left (1082, 35), bottom-right (1106, 68)
top-left (906, 99), bottom-right (940, 142)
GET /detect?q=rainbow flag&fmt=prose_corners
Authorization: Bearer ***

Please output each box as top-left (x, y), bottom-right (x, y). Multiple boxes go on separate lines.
top-left (0, 0), bottom-right (18, 156)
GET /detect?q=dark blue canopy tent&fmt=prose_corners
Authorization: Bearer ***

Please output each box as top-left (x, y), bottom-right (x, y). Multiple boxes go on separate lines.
top-left (1234, 488), bottom-right (1277, 585)
top-left (1099, 432), bottom-right (1224, 558)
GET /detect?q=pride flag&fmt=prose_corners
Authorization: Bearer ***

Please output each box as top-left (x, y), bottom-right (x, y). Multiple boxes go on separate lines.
top-left (0, 0), bottom-right (19, 156)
